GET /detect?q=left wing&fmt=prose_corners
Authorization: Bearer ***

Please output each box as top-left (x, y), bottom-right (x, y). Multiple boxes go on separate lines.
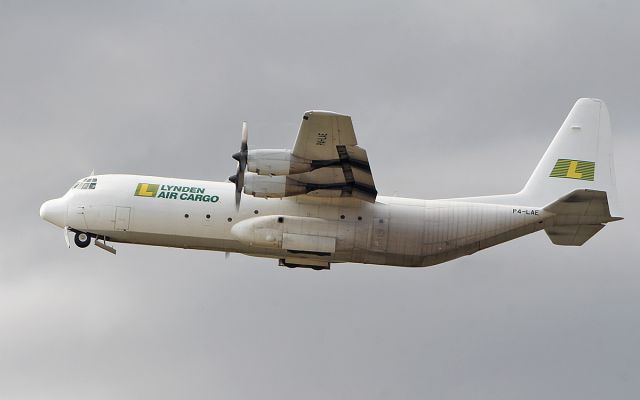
top-left (290, 110), bottom-right (377, 202)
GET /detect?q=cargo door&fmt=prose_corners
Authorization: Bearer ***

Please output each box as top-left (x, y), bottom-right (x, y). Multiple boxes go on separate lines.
top-left (115, 207), bottom-right (131, 231)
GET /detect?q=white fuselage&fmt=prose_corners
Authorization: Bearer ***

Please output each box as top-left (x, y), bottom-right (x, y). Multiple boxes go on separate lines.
top-left (41, 174), bottom-right (551, 268)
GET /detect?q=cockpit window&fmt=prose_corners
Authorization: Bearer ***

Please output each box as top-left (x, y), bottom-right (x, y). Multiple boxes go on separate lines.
top-left (72, 177), bottom-right (98, 190)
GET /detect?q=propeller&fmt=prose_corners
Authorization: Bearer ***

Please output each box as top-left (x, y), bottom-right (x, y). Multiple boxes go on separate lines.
top-left (63, 226), bottom-right (70, 248)
top-left (229, 121), bottom-right (248, 210)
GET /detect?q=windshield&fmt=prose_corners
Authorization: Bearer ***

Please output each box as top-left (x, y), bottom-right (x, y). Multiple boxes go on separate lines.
top-left (71, 177), bottom-right (97, 190)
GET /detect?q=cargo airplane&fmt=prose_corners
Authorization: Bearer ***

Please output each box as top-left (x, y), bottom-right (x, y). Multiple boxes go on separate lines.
top-left (40, 98), bottom-right (622, 270)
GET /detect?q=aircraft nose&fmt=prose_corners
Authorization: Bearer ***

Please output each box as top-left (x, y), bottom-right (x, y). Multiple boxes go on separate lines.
top-left (40, 198), bottom-right (67, 227)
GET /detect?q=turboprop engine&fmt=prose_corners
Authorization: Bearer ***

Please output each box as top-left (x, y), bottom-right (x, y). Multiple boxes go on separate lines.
top-left (246, 149), bottom-right (312, 176)
top-left (243, 173), bottom-right (307, 198)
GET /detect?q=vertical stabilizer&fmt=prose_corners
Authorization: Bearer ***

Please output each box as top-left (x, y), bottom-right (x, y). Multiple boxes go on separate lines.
top-left (517, 98), bottom-right (620, 215)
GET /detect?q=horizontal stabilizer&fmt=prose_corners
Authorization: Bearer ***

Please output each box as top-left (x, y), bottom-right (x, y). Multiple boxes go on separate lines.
top-left (543, 189), bottom-right (622, 224)
top-left (545, 224), bottom-right (604, 246)
top-left (543, 189), bottom-right (622, 246)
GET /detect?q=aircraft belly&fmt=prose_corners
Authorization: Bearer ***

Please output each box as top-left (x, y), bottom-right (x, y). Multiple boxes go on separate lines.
top-left (106, 231), bottom-right (242, 252)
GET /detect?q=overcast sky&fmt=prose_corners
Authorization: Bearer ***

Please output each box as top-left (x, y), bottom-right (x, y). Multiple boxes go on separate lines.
top-left (1, 1), bottom-right (639, 399)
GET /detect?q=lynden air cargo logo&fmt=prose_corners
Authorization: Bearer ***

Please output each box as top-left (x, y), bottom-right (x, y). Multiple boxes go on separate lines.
top-left (134, 183), bottom-right (159, 197)
top-left (549, 159), bottom-right (595, 181)
top-left (134, 183), bottom-right (219, 203)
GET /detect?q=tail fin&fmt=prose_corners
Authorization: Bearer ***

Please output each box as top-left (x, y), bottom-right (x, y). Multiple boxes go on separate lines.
top-left (456, 98), bottom-right (622, 245)
top-left (519, 98), bottom-right (620, 216)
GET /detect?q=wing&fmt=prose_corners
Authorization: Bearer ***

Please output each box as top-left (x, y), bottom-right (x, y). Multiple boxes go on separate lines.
top-left (290, 110), bottom-right (377, 202)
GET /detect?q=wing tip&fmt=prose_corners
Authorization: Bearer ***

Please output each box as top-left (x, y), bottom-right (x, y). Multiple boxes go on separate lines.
top-left (304, 110), bottom-right (351, 118)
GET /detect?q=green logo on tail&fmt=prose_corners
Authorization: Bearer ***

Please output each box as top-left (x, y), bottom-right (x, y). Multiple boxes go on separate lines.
top-left (549, 159), bottom-right (595, 181)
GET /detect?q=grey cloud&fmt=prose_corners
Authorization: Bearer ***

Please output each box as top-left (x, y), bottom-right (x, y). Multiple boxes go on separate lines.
top-left (1, 0), bottom-right (639, 399)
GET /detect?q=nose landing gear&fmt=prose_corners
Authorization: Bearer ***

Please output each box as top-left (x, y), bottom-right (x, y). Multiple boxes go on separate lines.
top-left (74, 231), bottom-right (91, 248)
top-left (70, 230), bottom-right (117, 254)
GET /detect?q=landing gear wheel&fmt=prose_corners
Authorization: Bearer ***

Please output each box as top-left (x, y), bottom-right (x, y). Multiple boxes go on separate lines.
top-left (74, 232), bottom-right (91, 248)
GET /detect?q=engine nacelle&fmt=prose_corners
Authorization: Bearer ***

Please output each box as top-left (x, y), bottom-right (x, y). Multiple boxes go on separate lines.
top-left (243, 173), bottom-right (307, 198)
top-left (246, 149), bottom-right (311, 176)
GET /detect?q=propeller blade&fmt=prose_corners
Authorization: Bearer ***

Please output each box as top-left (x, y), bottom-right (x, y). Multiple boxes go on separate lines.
top-left (63, 226), bottom-right (70, 248)
top-left (231, 121), bottom-right (248, 211)
top-left (235, 189), bottom-right (241, 211)
top-left (241, 121), bottom-right (248, 151)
